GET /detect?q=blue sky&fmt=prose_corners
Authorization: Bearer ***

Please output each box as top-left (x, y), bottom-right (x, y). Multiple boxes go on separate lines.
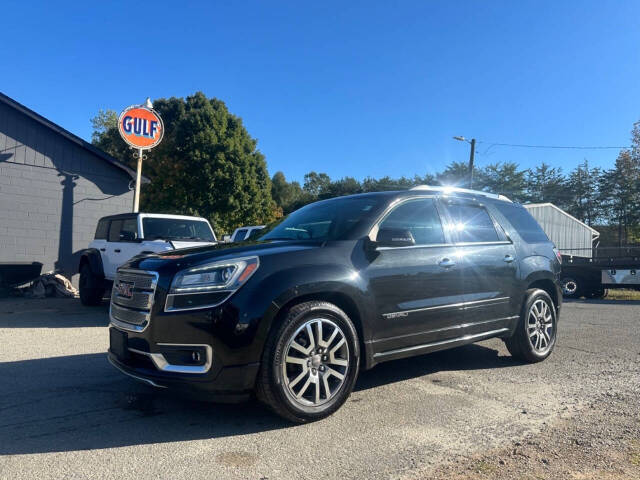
top-left (2, 1), bottom-right (639, 183)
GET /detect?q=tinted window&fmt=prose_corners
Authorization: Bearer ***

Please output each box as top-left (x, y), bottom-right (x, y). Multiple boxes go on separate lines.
top-left (95, 219), bottom-right (109, 240)
top-left (234, 229), bottom-right (248, 241)
top-left (246, 228), bottom-right (264, 240)
top-left (444, 203), bottom-right (499, 243)
top-left (108, 220), bottom-right (123, 242)
top-left (379, 198), bottom-right (445, 245)
top-left (120, 218), bottom-right (138, 241)
top-left (260, 196), bottom-right (384, 241)
top-left (495, 203), bottom-right (549, 243)
top-left (142, 218), bottom-right (215, 242)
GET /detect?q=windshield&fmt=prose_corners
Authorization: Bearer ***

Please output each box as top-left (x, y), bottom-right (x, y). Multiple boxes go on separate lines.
top-left (260, 196), bottom-right (384, 241)
top-left (142, 217), bottom-right (216, 242)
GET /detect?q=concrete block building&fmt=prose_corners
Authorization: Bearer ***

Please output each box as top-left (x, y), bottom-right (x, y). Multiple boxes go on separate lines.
top-left (0, 92), bottom-right (139, 283)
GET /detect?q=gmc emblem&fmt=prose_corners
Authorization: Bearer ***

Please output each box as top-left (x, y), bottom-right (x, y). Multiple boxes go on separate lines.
top-left (115, 281), bottom-right (134, 299)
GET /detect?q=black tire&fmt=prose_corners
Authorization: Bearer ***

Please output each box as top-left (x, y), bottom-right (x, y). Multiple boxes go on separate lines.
top-left (256, 301), bottom-right (360, 423)
top-left (505, 289), bottom-right (557, 363)
top-left (586, 286), bottom-right (606, 299)
top-left (560, 276), bottom-right (581, 298)
top-left (79, 263), bottom-right (104, 306)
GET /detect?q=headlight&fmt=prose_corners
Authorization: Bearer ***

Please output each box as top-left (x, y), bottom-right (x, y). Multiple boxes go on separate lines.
top-left (165, 256), bottom-right (259, 311)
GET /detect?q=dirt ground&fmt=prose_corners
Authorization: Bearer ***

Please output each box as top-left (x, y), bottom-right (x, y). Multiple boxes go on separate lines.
top-left (421, 390), bottom-right (640, 480)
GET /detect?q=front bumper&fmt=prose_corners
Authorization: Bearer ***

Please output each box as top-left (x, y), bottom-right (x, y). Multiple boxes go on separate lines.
top-left (106, 266), bottom-right (273, 402)
top-left (108, 334), bottom-right (260, 402)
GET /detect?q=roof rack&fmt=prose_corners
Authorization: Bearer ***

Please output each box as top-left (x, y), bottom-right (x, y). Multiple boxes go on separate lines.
top-left (409, 185), bottom-right (512, 202)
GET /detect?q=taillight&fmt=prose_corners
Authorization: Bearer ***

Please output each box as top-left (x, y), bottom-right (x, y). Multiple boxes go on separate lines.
top-left (553, 247), bottom-right (562, 264)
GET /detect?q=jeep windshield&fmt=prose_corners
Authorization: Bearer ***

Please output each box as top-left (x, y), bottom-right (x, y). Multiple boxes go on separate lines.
top-left (142, 218), bottom-right (215, 242)
top-left (259, 196), bottom-right (385, 241)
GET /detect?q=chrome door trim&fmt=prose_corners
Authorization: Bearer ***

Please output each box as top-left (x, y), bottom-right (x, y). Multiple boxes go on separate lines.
top-left (372, 315), bottom-right (518, 343)
top-left (381, 296), bottom-right (510, 319)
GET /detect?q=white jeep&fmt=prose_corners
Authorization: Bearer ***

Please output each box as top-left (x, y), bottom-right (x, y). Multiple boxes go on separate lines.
top-left (78, 213), bottom-right (217, 305)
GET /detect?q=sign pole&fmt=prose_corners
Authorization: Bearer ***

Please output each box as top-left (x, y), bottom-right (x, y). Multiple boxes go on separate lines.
top-left (133, 148), bottom-right (143, 212)
top-left (118, 98), bottom-right (163, 213)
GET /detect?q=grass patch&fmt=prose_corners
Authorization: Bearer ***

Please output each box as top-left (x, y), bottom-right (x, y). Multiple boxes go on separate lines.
top-left (606, 289), bottom-right (640, 301)
top-left (473, 460), bottom-right (497, 475)
top-left (631, 441), bottom-right (640, 466)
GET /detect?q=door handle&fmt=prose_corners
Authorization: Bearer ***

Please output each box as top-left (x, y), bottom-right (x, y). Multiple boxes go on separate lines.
top-left (114, 249), bottom-right (121, 253)
top-left (99, 248), bottom-right (106, 252)
top-left (439, 258), bottom-right (456, 268)
top-left (503, 254), bottom-right (515, 263)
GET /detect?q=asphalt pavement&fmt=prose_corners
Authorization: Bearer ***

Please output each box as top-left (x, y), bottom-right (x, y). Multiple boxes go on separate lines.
top-left (0, 297), bottom-right (638, 480)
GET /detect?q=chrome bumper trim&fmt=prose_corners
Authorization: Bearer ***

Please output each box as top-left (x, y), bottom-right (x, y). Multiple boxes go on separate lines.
top-left (108, 355), bottom-right (167, 388)
top-left (128, 343), bottom-right (213, 374)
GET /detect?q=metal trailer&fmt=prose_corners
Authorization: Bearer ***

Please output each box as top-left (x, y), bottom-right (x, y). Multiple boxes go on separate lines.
top-left (524, 203), bottom-right (640, 298)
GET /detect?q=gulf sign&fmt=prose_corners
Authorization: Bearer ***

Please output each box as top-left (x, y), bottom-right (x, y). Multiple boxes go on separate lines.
top-left (118, 105), bottom-right (164, 149)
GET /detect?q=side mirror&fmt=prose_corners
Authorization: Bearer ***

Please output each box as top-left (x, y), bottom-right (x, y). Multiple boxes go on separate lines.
top-left (223, 235), bottom-right (231, 243)
top-left (375, 228), bottom-right (415, 247)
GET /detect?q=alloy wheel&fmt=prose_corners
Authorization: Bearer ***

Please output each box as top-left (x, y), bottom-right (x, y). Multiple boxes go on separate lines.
top-left (527, 299), bottom-right (554, 354)
top-left (282, 318), bottom-right (349, 407)
top-left (561, 278), bottom-right (578, 296)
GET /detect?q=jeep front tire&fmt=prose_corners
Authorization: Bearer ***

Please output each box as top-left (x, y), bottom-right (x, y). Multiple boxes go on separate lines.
top-left (79, 263), bottom-right (104, 306)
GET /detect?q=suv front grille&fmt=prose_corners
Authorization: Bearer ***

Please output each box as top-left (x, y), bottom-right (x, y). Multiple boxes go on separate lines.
top-left (110, 269), bottom-right (159, 332)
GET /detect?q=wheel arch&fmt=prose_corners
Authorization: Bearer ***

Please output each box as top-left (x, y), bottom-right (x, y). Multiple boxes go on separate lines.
top-left (526, 278), bottom-right (559, 311)
top-left (79, 249), bottom-right (105, 278)
top-left (268, 290), bottom-right (370, 371)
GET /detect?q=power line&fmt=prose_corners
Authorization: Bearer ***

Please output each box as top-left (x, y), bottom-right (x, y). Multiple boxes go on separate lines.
top-left (477, 141), bottom-right (630, 150)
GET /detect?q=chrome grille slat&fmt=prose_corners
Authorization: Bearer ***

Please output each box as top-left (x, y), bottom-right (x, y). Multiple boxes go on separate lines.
top-left (110, 303), bottom-right (148, 325)
top-left (115, 272), bottom-right (155, 290)
top-left (110, 269), bottom-right (158, 332)
top-left (112, 291), bottom-right (153, 310)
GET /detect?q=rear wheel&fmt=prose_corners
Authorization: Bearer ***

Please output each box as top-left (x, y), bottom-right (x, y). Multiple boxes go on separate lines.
top-left (79, 263), bottom-right (104, 306)
top-left (505, 289), bottom-right (557, 363)
top-left (256, 301), bottom-right (360, 423)
top-left (561, 276), bottom-right (581, 298)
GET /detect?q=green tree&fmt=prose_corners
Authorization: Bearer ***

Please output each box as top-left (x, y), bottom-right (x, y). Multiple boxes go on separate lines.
top-left (565, 160), bottom-right (602, 226)
top-left (525, 162), bottom-right (567, 207)
top-left (481, 162), bottom-right (527, 202)
top-left (271, 171), bottom-right (305, 215)
top-left (437, 161), bottom-right (473, 188)
top-left (91, 92), bottom-right (275, 233)
top-left (599, 150), bottom-right (640, 245)
top-left (303, 172), bottom-right (331, 197)
top-left (90, 109), bottom-right (119, 147)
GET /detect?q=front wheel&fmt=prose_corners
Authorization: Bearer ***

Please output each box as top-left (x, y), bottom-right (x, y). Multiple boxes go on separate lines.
top-left (256, 301), bottom-right (360, 423)
top-left (79, 264), bottom-right (104, 306)
top-left (505, 289), bottom-right (557, 363)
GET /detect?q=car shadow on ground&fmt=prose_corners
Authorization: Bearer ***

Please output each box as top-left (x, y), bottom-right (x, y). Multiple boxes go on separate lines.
top-left (563, 298), bottom-right (640, 306)
top-left (0, 342), bottom-right (516, 455)
top-left (356, 343), bottom-right (519, 392)
top-left (0, 298), bottom-right (110, 328)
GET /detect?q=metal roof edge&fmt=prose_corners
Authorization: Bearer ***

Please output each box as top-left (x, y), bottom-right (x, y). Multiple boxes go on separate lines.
top-left (523, 202), bottom-right (600, 236)
top-left (0, 91), bottom-right (150, 183)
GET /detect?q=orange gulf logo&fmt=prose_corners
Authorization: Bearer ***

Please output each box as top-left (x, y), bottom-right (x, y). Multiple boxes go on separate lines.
top-left (118, 105), bottom-right (164, 149)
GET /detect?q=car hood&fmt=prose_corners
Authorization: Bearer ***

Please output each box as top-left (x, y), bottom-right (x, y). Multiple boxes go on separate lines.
top-left (126, 239), bottom-right (323, 273)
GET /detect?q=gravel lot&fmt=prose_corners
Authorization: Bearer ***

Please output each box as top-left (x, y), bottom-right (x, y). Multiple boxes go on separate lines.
top-left (0, 297), bottom-right (638, 479)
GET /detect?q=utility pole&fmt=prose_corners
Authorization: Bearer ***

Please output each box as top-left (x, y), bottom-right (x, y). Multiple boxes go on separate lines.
top-left (468, 138), bottom-right (476, 189)
top-left (453, 136), bottom-right (476, 188)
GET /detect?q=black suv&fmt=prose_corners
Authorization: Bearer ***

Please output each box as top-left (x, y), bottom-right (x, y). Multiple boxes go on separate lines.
top-left (108, 186), bottom-right (562, 422)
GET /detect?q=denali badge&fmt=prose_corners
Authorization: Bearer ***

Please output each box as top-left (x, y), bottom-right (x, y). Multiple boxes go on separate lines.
top-left (115, 281), bottom-right (134, 299)
top-left (383, 311), bottom-right (409, 319)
